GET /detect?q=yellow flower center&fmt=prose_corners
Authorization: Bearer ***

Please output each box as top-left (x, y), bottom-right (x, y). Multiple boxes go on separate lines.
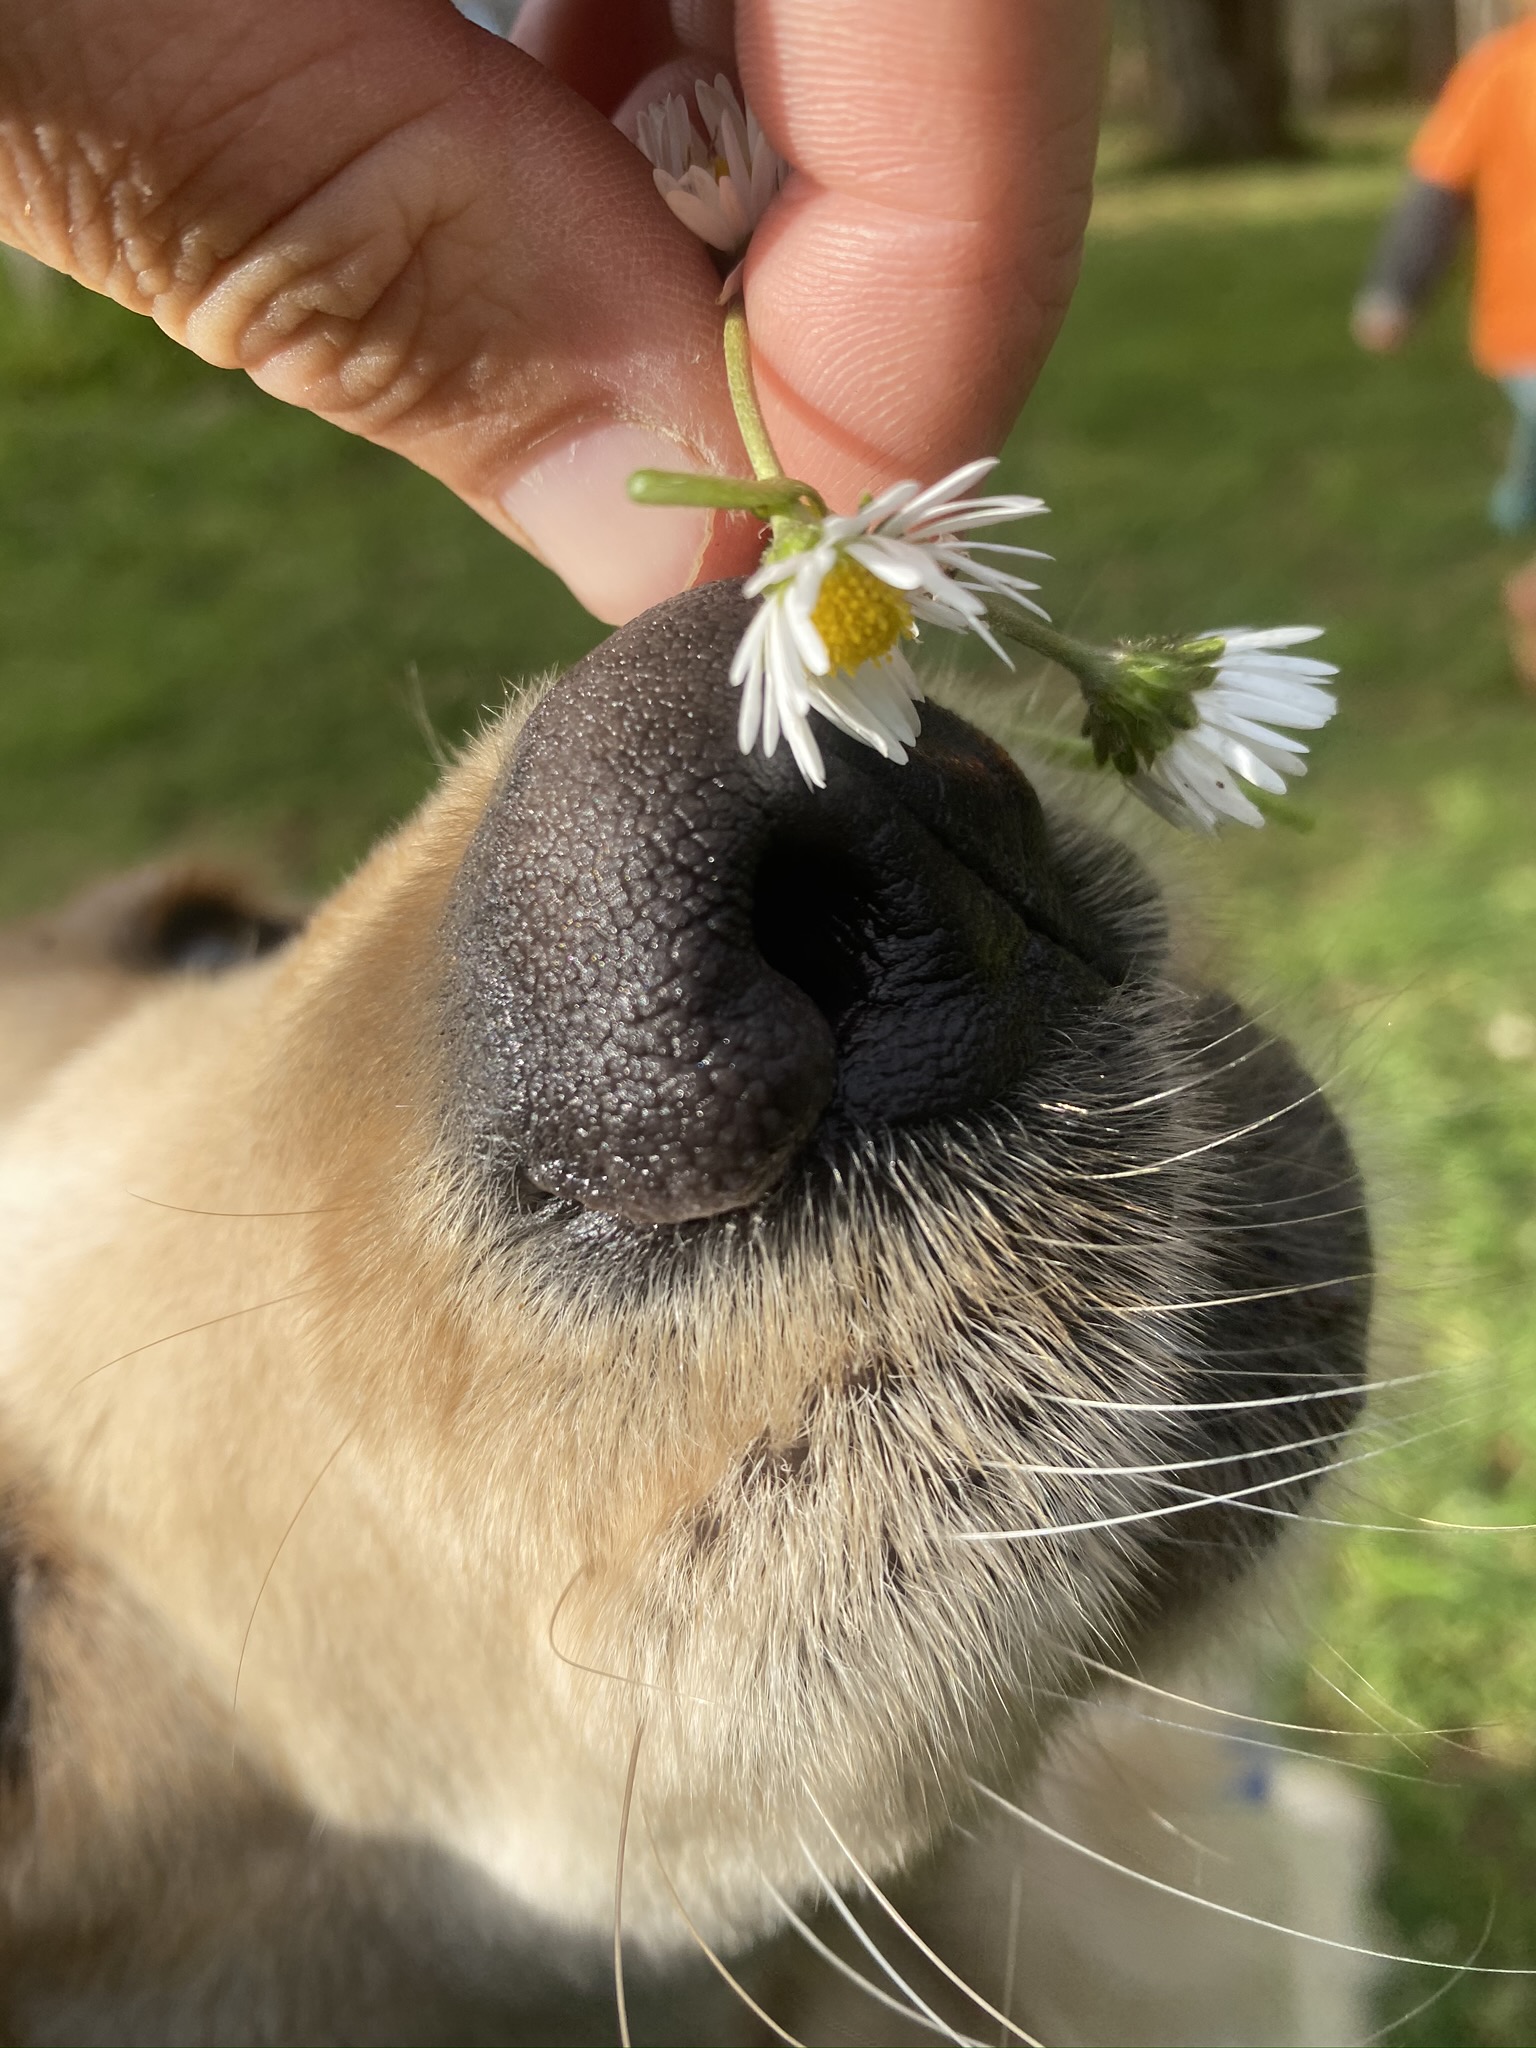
top-left (811, 556), bottom-right (913, 673)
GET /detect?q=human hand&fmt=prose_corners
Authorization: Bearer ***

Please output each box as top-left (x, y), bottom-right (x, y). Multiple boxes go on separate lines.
top-left (1350, 292), bottom-right (1412, 355)
top-left (0, 0), bottom-right (1106, 624)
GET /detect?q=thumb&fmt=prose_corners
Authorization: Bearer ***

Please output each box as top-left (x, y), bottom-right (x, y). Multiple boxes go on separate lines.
top-left (0, 0), bottom-right (755, 621)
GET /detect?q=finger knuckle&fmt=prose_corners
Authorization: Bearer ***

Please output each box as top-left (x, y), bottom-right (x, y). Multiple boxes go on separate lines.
top-left (183, 156), bottom-right (469, 431)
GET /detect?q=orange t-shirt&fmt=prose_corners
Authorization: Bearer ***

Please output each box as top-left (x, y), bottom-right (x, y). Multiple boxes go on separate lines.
top-left (1411, 15), bottom-right (1536, 375)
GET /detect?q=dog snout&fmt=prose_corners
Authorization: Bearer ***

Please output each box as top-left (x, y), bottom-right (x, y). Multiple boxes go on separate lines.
top-left (447, 581), bottom-right (1119, 1226)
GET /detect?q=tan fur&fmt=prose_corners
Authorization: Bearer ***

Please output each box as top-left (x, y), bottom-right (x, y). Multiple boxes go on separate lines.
top-left (0, 686), bottom-right (1374, 2044)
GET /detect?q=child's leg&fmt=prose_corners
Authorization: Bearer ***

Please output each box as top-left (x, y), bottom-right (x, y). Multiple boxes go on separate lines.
top-left (1490, 374), bottom-right (1536, 533)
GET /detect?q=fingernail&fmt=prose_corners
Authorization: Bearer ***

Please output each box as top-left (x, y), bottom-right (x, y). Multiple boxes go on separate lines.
top-left (499, 423), bottom-right (713, 624)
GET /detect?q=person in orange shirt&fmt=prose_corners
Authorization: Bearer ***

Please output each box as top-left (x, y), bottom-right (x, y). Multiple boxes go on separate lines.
top-left (1354, 8), bottom-right (1536, 679)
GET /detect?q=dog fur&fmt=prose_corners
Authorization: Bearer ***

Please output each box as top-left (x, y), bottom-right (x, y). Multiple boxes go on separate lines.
top-left (0, 592), bottom-right (1372, 2045)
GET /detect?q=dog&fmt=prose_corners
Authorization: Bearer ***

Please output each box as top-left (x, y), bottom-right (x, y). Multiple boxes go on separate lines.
top-left (0, 579), bottom-right (1373, 2044)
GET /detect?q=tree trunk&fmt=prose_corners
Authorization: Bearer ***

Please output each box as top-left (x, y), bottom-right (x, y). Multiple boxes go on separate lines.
top-left (1408, 0), bottom-right (1460, 93)
top-left (1457, 0), bottom-right (1510, 52)
top-left (1286, 0), bottom-right (1332, 116)
top-left (1143, 0), bottom-right (1299, 163)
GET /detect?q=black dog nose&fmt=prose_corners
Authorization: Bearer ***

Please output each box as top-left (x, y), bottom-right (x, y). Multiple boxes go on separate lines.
top-left (447, 580), bottom-right (1118, 1226)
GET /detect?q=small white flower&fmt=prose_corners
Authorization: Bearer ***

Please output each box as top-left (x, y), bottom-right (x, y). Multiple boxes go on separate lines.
top-left (730, 458), bottom-right (1049, 788)
top-left (634, 91), bottom-right (707, 183)
top-left (636, 76), bottom-right (787, 256)
top-left (1134, 627), bottom-right (1338, 831)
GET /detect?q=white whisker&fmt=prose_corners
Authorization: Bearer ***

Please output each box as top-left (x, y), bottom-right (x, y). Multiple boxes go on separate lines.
top-left (1027, 1367), bottom-right (1433, 1416)
top-left (1086, 1703), bottom-right (1436, 1785)
top-left (805, 1795), bottom-right (1045, 2047)
top-left (1362, 1903), bottom-right (1496, 2043)
top-left (72, 1286), bottom-right (313, 1390)
top-left (232, 1423), bottom-right (358, 1724)
top-left (1102, 1270), bottom-right (1371, 1316)
top-left (766, 1880), bottom-right (980, 2045)
top-left (998, 1863), bottom-right (1024, 2048)
top-left (793, 1850), bottom-right (982, 2048)
top-left (973, 1783), bottom-right (1536, 1975)
top-left (613, 1719), bottom-right (644, 2048)
top-left (1072, 1086), bottom-right (1327, 1181)
top-left (983, 1419), bottom-right (1364, 1482)
top-left (954, 1421), bottom-right (1452, 1544)
top-left (642, 1813), bottom-right (807, 2048)
top-left (1309, 1646), bottom-right (1494, 1760)
top-left (1062, 1651), bottom-right (1486, 1748)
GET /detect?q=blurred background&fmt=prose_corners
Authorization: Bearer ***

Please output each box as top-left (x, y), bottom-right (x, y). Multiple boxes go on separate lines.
top-left (4, 3), bottom-right (1536, 2038)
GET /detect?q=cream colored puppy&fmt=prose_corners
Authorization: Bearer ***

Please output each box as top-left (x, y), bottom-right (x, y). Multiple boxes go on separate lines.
top-left (0, 583), bottom-right (1371, 2044)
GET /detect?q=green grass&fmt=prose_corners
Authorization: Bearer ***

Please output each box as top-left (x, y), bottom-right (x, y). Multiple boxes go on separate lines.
top-left (0, 263), bottom-right (604, 912)
top-left (5, 110), bottom-right (1536, 2043)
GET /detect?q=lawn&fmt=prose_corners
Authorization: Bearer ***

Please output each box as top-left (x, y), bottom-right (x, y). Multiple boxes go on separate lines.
top-left (4, 108), bottom-right (1536, 2044)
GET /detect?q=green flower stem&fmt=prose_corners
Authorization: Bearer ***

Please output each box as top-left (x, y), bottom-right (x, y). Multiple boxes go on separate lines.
top-left (981, 600), bottom-right (1121, 704)
top-left (627, 303), bottom-right (826, 532)
top-left (627, 470), bottom-right (823, 517)
top-left (723, 297), bottom-right (784, 485)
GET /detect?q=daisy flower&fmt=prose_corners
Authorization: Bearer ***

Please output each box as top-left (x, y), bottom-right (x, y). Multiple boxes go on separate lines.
top-left (1131, 627), bottom-right (1338, 832)
top-left (730, 458), bottom-right (1049, 788)
top-left (636, 75), bottom-right (787, 258)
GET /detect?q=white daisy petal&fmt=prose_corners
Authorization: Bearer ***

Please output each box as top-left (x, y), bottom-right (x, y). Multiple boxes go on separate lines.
top-left (1243, 738), bottom-right (1309, 780)
top-left (841, 653), bottom-right (923, 745)
top-left (845, 481), bottom-right (924, 530)
top-left (1214, 657), bottom-right (1337, 695)
top-left (1166, 737), bottom-right (1267, 827)
top-left (1125, 621), bottom-right (1339, 830)
top-left (1210, 682), bottom-right (1336, 728)
top-left (807, 676), bottom-right (901, 759)
top-left (1197, 703), bottom-right (1310, 754)
top-left (656, 178), bottom-right (739, 250)
top-left (785, 579), bottom-right (832, 676)
top-left (1214, 625), bottom-right (1326, 652)
top-left (1195, 728), bottom-right (1289, 796)
top-left (716, 175), bottom-right (751, 246)
top-left (902, 503), bottom-right (1050, 542)
top-left (641, 76), bottom-right (788, 255)
top-left (636, 93), bottom-right (706, 179)
top-left (947, 540), bottom-right (1053, 560)
top-left (742, 550), bottom-right (805, 599)
top-left (909, 591), bottom-right (986, 634)
top-left (845, 538), bottom-right (931, 591)
top-left (1149, 764), bottom-right (1221, 834)
top-left (728, 456), bottom-right (1053, 785)
top-left (736, 653), bottom-right (765, 754)
top-left (782, 697), bottom-right (826, 787)
top-left (885, 458), bottom-right (1002, 529)
top-left (1220, 656), bottom-right (1339, 689)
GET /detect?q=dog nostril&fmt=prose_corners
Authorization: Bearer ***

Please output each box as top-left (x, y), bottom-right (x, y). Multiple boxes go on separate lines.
top-left (447, 581), bottom-right (1119, 1229)
top-left (752, 838), bottom-right (874, 1042)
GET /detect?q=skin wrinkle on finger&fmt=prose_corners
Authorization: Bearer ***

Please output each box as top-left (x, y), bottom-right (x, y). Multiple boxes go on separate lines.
top-left (0, 0), bottom-right (758, 617)
top-left (728, 0), bottom-right (1106, 505)
top-left (183, 125), bottom-right (480, 408)
top-left (744, 199), bottom-right (1073, 497)
top-left (0, 0), bottom-right (734, 412)
top-left (739, 0), bottom-right (1105, 218)
top-left (2, 0), bottom-right (1107, 612)
top-left (0, 3), bottom-right (424, 301)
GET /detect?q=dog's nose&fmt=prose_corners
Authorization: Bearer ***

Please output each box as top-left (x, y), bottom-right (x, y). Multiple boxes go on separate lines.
top-left (448, 581), bottom-right (1118, 1226)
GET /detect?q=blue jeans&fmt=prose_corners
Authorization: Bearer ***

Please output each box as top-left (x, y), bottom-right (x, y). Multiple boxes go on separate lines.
top-left (1491, 373), bottom-right (1536, 533)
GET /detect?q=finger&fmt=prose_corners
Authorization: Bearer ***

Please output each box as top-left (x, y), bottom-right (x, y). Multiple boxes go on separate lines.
top-left (513, 0), bottom-right (737, 124)
top-left (0, 0), bottom-right (759, 621)
top-left (737, 0), bottom-right (1107, 507)
top-left (509, 0), bottom-right (680, 116)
